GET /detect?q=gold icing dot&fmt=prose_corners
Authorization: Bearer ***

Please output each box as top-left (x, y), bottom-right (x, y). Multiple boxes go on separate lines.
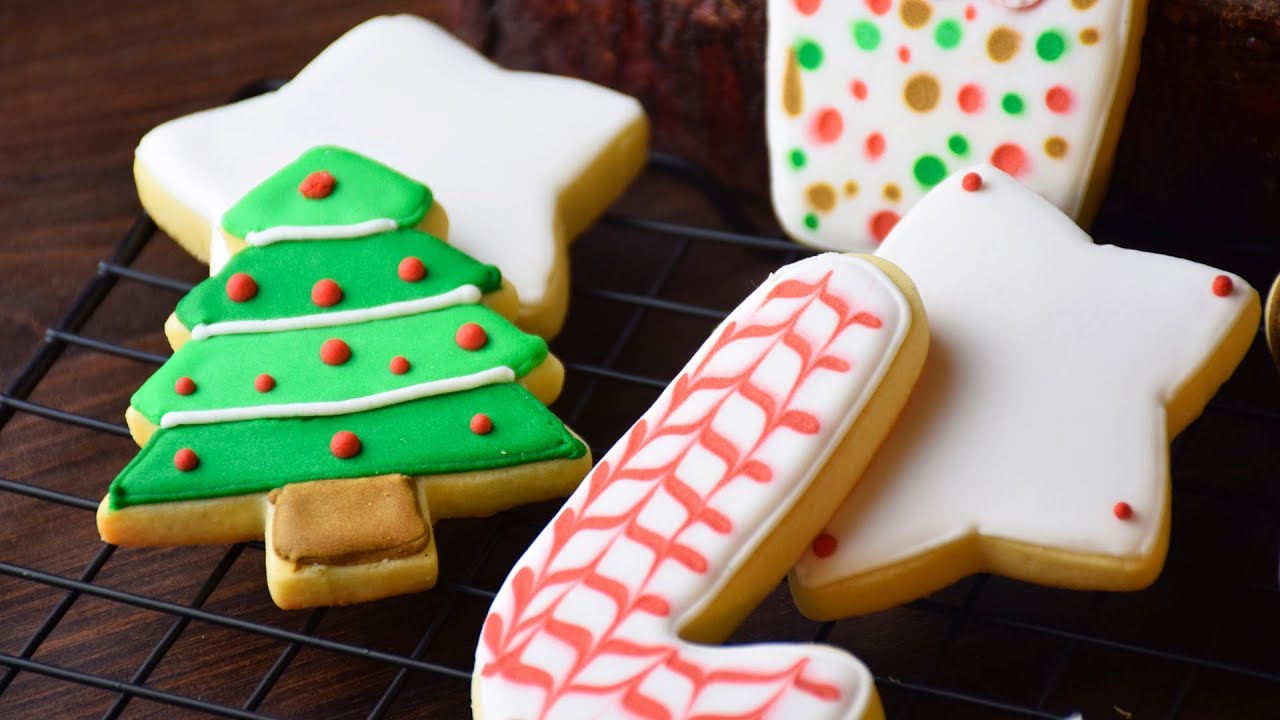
top-left (1071, 0), bottom-right (1098, 10)
top-left (987, 27), bottom-right (1021, 63)
top-left (1080, 27), bottom-right (1100, 45)
top-left (806, 182), bottom-right (838, 212)
top-left (1045, 136), bottom-right (1069, 158)
top-left (782, 48), bottom-right (804, 117)
top-left (883, 183), bottom-right (902, 202)
top-left (844, 180), bottom-right (859, 197)
top-left (903, 73), bottom-right (941, 113)
top-left (901, 0), bottom-right (933, 29)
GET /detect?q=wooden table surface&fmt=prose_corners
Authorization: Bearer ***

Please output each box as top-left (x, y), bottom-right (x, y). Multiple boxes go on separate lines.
top-left (4, 2), bottom-right (1280, 719)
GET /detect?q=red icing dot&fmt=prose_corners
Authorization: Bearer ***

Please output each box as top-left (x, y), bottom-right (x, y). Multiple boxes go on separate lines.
top-left (320, 338), bottom-right (351, 365)
top-left (254, 373), bottom-right (276, 392)
top-left (298, 170), bottom-right (336, 199)
top-left (470, 413), bottom-right (494, 435)
top-left (991, 143), bottom-right (1029, 177)
top-left (390, 355), bottom-right (411, 375)
top-left (225, 272), bottom-right (258, 303)
top-left (174, 376), bottom-right (196, 396)
top-left (311, 278), bottom-right (343, 307)
top-left (965, 4), bottom-right (977, 20)
top-left (456, 322), bottom-right (488, 351)
top-left (869, 211), bottom-right (900, 243)
top-left (1212, 275), bottom-right (1234, 297)
top-left (794, 0), bottom-right (822, 14)
top-left (865, 132), bottom-right (886, 160)
top-left (897, 45), bottom-right (911, 63)
top-left (962, 172), bottom-right (983, 192)
top-left (866, 0), bottom-right (890, 14)
top-left (174, 448), bottom-right (199, 472)
top-left (958, 84), bottom-right (984, 114)
top-left (1113, 502), bottom-right (1134, 520)
top-left (330, 431), bottom-right (361, 459)
top-left (850, 79), bottom-right (868, 100)
top-left (398, 256), bottom-right (427, 282)
top-left (1045, 85), bottom-right (1073, 114)
top-left (812, 533), bottom-right (838, 558)
top-left (809, 107), bottom-right (844, 144)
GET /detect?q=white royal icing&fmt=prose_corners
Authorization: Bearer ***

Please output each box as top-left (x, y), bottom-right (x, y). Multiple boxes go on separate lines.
top-left (135, 15), bottom-right (645, 327)
top-left (160, 365), bottom-right (515, 428)
top-left (766, 0), bottom-right (1143, 250)
top-left (189, 284), bottom-right (483, 340)
top-left (793, 166), bottom-right (1255, 603)
top-left (476, 254), bottom-right (911, 719)
top-left (242, 217), bottom-right (398, 246)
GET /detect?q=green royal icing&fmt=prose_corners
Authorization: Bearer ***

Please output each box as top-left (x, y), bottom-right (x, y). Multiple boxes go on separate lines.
top-left (852, 21), bottom-right (881, 51)
top-left (220, 146), bottom-right (430, 239)
top-left (1036, 30), bottom-right (1067, 62)
top-left (175, 229), bottom-right (501, 329)
top-left (1002, 92), bottom-right (1026, 116)
top-left (934, 19), bottom-right (963, 50)
top-left (795, 38), bottom-right (824, 70)
top-left (110, 384), bottom-right (586, 509)
top-left (135, 304), bottom-right (547, 426)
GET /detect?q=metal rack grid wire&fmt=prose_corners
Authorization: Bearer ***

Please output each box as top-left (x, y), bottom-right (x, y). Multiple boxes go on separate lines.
top-left (3, 83), bottom-right (1280, 720)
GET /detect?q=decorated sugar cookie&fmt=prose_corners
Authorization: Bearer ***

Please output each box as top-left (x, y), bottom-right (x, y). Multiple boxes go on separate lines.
top-left (766, 0), bottom-right (1147, 249)
top-left (99, 147), bottom-right (591, 609)
top-left (134, 14), bottom-right (648, 337)
top-left (789, 166), bottom-right (1258, 620)
top-left (475, 253), bottom-right (929, 719)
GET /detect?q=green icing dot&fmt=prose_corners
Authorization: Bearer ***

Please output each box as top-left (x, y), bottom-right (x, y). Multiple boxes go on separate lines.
top-left (913, 155), bottom-right (948, 187)
top-left (803, 213), bottom-right (819, 230)
top-left (796, 38), bottom-right (824, 70)
top-left (1001, 92), bottom-right (1026, 115)
top-left (947, 134), bottom-right (970, 156)
top-left (1036, 30), bottom-right (1067, 62)
top-left (789, 148), bottom-right (807, 169)
top-left (935, 19), bottom-right (963, 50)
top-left (852, 21), bottom-right (881, 51)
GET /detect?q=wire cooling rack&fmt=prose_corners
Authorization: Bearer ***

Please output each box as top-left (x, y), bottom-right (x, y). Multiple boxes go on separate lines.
top-left (4, 83), bottom-right (1280, 720)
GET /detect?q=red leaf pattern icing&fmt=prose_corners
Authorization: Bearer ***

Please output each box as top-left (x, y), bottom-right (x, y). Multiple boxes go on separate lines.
top-left (476, 255), bottom-right (908, 719)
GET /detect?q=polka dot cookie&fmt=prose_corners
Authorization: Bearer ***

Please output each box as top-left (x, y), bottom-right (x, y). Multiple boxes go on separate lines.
top-left (767, 0), bottom-right (1147, 249)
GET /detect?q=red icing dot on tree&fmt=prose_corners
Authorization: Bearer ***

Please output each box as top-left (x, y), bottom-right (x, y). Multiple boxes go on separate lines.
top-left (320, 338), bottom-right (352, 365)
top-left (456, 322), bottom-right (488, 351)
top-left (965, 4), bottom-right (976, 20)
top-left (991, 143), bottom-right (1028, 177)
top-left (298, 170), bottom-right (337, 199)
top-left (850, 79), bottom-right (868, 100)
top-left (174, 448), bottom-right (199, 472)
top-left (961, 172), bottom-right (983, 192)
top-left (812, 533), bottom-right (838, 558)
top-left (470, 413), bottom-right (494, 435)
top-left (225, 272), bottom-right (258, 302)
top-left (958, 84), bottom-right (984, 114)
top-left (1045, 86), bottom-right (1073, 114)
top-left (254, 373), bottom-right (276, 392)
top-left (1212, 275), bottom-right (1234, 297)
top-left (330, 431), bottom-right (362, 459)
top-left (865, 132), bottom-right (886, 160)
top-left (794, 0), bottom-right (822, 15)
top-left (311, 278), bottom-right (343, 307)
top-left (389, 355), bottom-right (411, 374)
top-left (869, 210), bottom-right (900, 243)
top-left (174, 376), bottom-right (196, 396)
top-left (809, 107), bottom-right (844, 144)
top-left (897, 45), bottom-right (911, 63)
top-left (866, 0), bottom-right (890, 14)
top-left (1113, 501), bottom-right (1134, 520)
top-left (398, 256), bottom-right (427, 282)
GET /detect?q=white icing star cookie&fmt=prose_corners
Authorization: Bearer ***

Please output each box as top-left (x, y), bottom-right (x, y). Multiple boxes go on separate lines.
top-left (766, 0), bottom-right (1146, 249)
top-left (790, 165), bottom-right (1259, 620)
top-left (134, 15), bottom-right (648, 338)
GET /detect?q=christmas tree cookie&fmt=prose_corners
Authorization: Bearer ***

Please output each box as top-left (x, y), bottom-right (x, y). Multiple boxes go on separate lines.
top-left (99, 147), bottom-right (591, 609)
top-left (767, 0), bottom-right (1147, 249)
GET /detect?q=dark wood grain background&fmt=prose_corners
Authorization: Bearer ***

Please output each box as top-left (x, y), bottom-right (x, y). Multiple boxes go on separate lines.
top-left (4, 1), bottom-right (1280, 719)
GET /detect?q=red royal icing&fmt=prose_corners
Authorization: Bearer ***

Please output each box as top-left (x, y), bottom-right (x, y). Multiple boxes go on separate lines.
top-left (897, 45), bottom-right (911, 63)
top-left (174, 448), bottom-right (199, 472)
top-left (965, 4), bottom-right (977, 20)
top-left (809, 107), bottom-right (844, 145)
top-left (320, 338), bottom-right (352, 366)
top-left (225, 272), bottom-right (258, 303)
top-left (961, 172), bottom-right (983, 192)
top-left (311, 278), bottom-right (343, 307)
top-left (456, 322), bottom-right (488, 351)
top-left (865, 132), bottom-right (886, 161)
top-left (867, 0), bottom-right (890, 15)
top-left (398, 256), bottom-right (427, 282)
top-left (389, 355), bottom-right (411, 375)
top-left (1045, 86), bottom-right (1073, 114)
top-left (1113, 502), bottom-right (1134, 520)
top-left (174, 376), bottom-right (196, 396)
top-left (330, 430), bottom-right (361, 459)
top-left (812, 533), bottom-right (838, 558)
top-left (869, 210), bottom-right (900, 242)
top-left (1212, 275), bottom-right (1234, 297)
top-left (991, 143), bottom-right (1028, 177)
top-left (958, 84), bottom-right (984, 114)
top-left (470, 413), bottom-right (494, 435)
top-left (794, 0), bottom-right (822, 15)
top-left (254, 373), bottom-right (276, 392)
top-left (298, 170), bottom-right (336, 199)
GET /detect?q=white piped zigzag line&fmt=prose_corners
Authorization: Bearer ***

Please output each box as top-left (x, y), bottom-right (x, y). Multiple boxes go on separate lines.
top-left (243, 218), bottom-right (399, 246)
top-left (190, 285), bottom-right (483, 340)
top-left (159, 365), bottom-right (516, 428)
